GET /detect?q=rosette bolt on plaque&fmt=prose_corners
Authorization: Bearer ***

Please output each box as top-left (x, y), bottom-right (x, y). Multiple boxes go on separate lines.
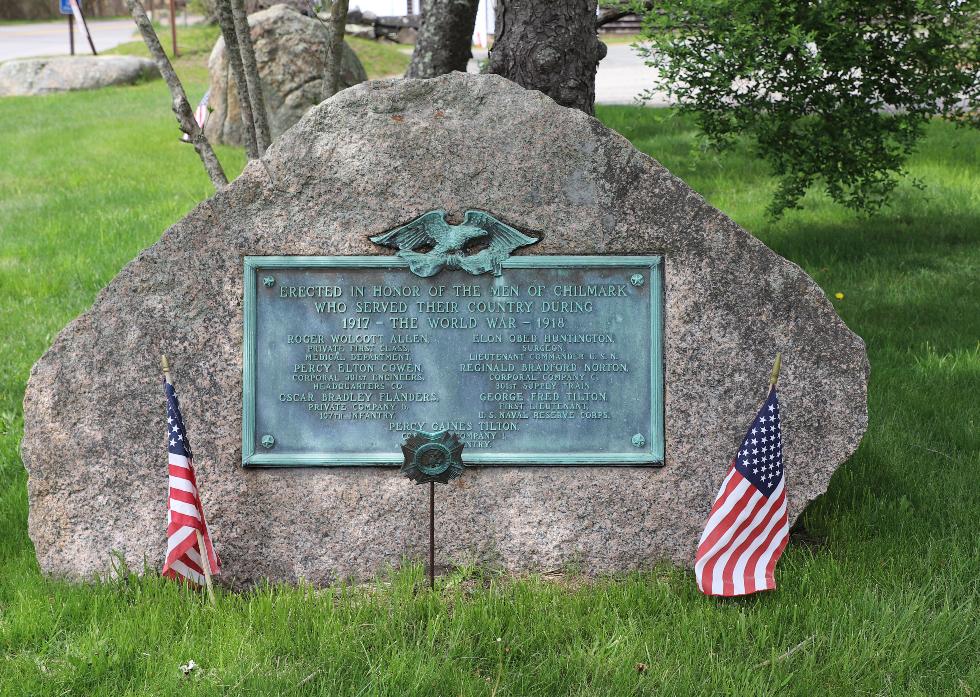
top-left (260, 434), bottom-right (275, 449)
top-left (631, 433), bottom-right (646, 448)
top-left (630, 273), bottom-right (644, 287)
top-left (262, 276), bottom-right (276, 287)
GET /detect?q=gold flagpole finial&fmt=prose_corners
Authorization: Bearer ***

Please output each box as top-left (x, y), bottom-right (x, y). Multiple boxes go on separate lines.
top-left (769, 352), bottom-right (782, 389)
top-left (161, 354), bottom-right (171, 384)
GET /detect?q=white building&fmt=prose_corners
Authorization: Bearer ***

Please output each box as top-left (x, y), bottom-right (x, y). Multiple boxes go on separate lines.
top-left (351, 0), bottom-right (496, 47)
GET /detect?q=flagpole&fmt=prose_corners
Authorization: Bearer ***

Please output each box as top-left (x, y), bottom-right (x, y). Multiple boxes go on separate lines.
top-left (769, 352), bottom-right (782, 389)
top-left (161, 354), bottom-right (216, 605)
top-left (195, 529), bottom-right (216, 605)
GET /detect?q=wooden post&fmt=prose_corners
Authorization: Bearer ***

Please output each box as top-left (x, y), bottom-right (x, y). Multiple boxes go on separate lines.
top-left (769, 352), bottom-right (783, 389)
top-left (69, 14), bottom-right (75, 55)
top-left (161, 355), bottom-right (216, 606)
top-left (195, 530), bottom-right (217, 605)
top-left (168, 0), bottom-right (178, 56)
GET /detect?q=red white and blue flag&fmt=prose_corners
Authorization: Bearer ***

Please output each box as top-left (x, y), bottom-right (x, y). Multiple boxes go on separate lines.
top-left (695, 387), bottom-right (789, 596)
top-left (182, 89), bottom-right (210, 143)
top-left (162, 378), bottom-right (220, 585)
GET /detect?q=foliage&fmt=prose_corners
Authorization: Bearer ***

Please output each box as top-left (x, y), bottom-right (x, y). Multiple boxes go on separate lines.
top-left (0, 76), bottom-right (979, 692)
top-left (635, 0), bottom-right (980, 217)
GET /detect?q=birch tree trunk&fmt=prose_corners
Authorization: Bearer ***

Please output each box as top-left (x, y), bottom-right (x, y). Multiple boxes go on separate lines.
top-left (488, 0), bottom-right (606, 115)
top-left (406, 0), bottom-right (480, 79)
top-left (230, 0), bottom-right (271, 154)
top-left (321, 0), bottom-right (349, 100)
top-left (216, 0), bottom-right (259, 159)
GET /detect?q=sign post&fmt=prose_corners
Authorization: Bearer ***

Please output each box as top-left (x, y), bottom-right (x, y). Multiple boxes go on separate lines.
top-left (59, 0), bottom-right (74, 55)
top-left (61, 0), bottom-right (97, 56)
top-left (168, 0), bottom-right (178, 57)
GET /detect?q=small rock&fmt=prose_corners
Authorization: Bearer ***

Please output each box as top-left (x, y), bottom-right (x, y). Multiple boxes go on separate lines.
top-left (0, 56), bottom-right (159, 97)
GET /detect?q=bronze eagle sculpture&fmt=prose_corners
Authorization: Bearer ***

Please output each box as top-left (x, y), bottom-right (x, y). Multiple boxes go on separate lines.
top-left (370, 210), bottom-right (538, 277)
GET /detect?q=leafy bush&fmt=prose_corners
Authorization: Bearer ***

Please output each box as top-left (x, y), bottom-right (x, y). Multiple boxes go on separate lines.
top-left (635, 0), bottom-right (979, 216)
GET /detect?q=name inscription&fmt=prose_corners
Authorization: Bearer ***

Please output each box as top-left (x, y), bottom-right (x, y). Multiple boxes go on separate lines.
top-left (242, 256), bottom-right (663, 466)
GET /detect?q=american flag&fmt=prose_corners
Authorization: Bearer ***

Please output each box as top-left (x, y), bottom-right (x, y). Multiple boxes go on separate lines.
top-left (162, 377), bottom-right (220, 585)
top-left (181, 89), bottom-right (210, 143)
top-left (695, 386), bottom-right (789, 596)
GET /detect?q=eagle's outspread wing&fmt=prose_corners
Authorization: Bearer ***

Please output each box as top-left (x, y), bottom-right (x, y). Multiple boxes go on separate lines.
top-left (370, 210), bottom-right (451, 251)
top-left (463, 210), bottom-right (538, 255)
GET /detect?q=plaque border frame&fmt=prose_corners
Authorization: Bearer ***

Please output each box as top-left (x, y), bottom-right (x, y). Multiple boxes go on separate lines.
top-left (242, 255), bottom-right (664, 467)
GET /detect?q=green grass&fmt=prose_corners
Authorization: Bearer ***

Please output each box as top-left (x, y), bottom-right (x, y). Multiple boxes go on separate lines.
top-left (105, 23), bottom-right (411, 80)
top-left (1, 75), bottom-right (978, 694)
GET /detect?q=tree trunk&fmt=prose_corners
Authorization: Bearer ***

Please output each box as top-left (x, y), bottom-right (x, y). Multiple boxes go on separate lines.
top-left (406, 0), bottom-right (480, 79)
top-left (216, 0), bottom-right (259, 159)
top-left (488, 0), bottom-right (606, 115)
top-left (321, 0), bottom-right (350, 100)
top-left (231, 0), bottom-right (271, 154)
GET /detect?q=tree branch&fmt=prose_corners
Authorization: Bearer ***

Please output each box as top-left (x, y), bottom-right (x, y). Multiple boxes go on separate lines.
top-left (322, 0), bottom-right (350, 100)
top-left (596, 2), bottom-right (653, 28)
top-left (126, 0), bottom-right (228, 189)
top-left (231, 0), bottom-right (271, 154)
top-left (216, 0), bottom-right (259, 159)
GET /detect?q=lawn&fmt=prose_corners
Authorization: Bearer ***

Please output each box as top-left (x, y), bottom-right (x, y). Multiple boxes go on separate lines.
top-left (105, 23), bottom-right (411, 85)
top-left (0, 47), bottom-right (978, 695)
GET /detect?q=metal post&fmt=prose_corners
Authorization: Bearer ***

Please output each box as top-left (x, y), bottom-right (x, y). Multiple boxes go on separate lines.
top-left (429, 481), bottom-right (435, 590)
top-left (168, 0), bottom-right (178, 56)
top-left (69, 14), bottom-right (75, 55)
top-left (75, 2), bottom-right (98, 55)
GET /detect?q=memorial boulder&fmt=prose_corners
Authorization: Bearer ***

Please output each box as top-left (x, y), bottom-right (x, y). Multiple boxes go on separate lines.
top-left (22, 73), bottom-right (869, 586)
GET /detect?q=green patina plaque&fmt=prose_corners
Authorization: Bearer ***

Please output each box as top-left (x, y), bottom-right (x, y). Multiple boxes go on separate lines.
top-left (242, 252), bottom-right (664, 467)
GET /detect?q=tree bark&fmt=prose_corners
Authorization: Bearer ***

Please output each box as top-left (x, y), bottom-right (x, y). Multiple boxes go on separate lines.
top-left (126, 0), bottom-right (228, 188)
top-left (488, 0), bottom-right (606, 115)
top-left (216, 0), bottom-right (259, 159)
top-left (230, 0), bottom-right (271, 154)
top-left (321, 0), bottom-right (349, 100)
top-left (406, 0), bottom-right (480, 79)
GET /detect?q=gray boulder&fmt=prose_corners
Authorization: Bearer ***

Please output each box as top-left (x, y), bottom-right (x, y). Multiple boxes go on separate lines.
top-left (0, 56), bottom-right (158, 97)
top-left (22, 73), bottom-right (868, 586)
top-left (205, 3), bottom-right (368, 147)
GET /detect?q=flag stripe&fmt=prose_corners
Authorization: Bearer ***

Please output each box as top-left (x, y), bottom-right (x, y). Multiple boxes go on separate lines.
top-left (696, 477), bottom-right (755, 555)
top-left (727, 485), bottom-right (786, 594)
top-left (168, 486), bottom-right (199, 504)
top-left (709, 486), bottom-right (773, 594)
top-left (169, 475), bottom-right (197, 494)
top-left (166, 559), bottom-right (206, 585)
top-left (747, 503), bottom-right (789, 593)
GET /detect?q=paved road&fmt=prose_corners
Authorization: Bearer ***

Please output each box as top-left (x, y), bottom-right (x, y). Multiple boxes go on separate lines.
top-left (469, 43), bottom-right (671, 107)
top-left (595, 43), bottom-right (670, 106)
top-left (0, 18), bottom-right (140, 61)
top-left (4, 21), bottom-right (670, 106)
